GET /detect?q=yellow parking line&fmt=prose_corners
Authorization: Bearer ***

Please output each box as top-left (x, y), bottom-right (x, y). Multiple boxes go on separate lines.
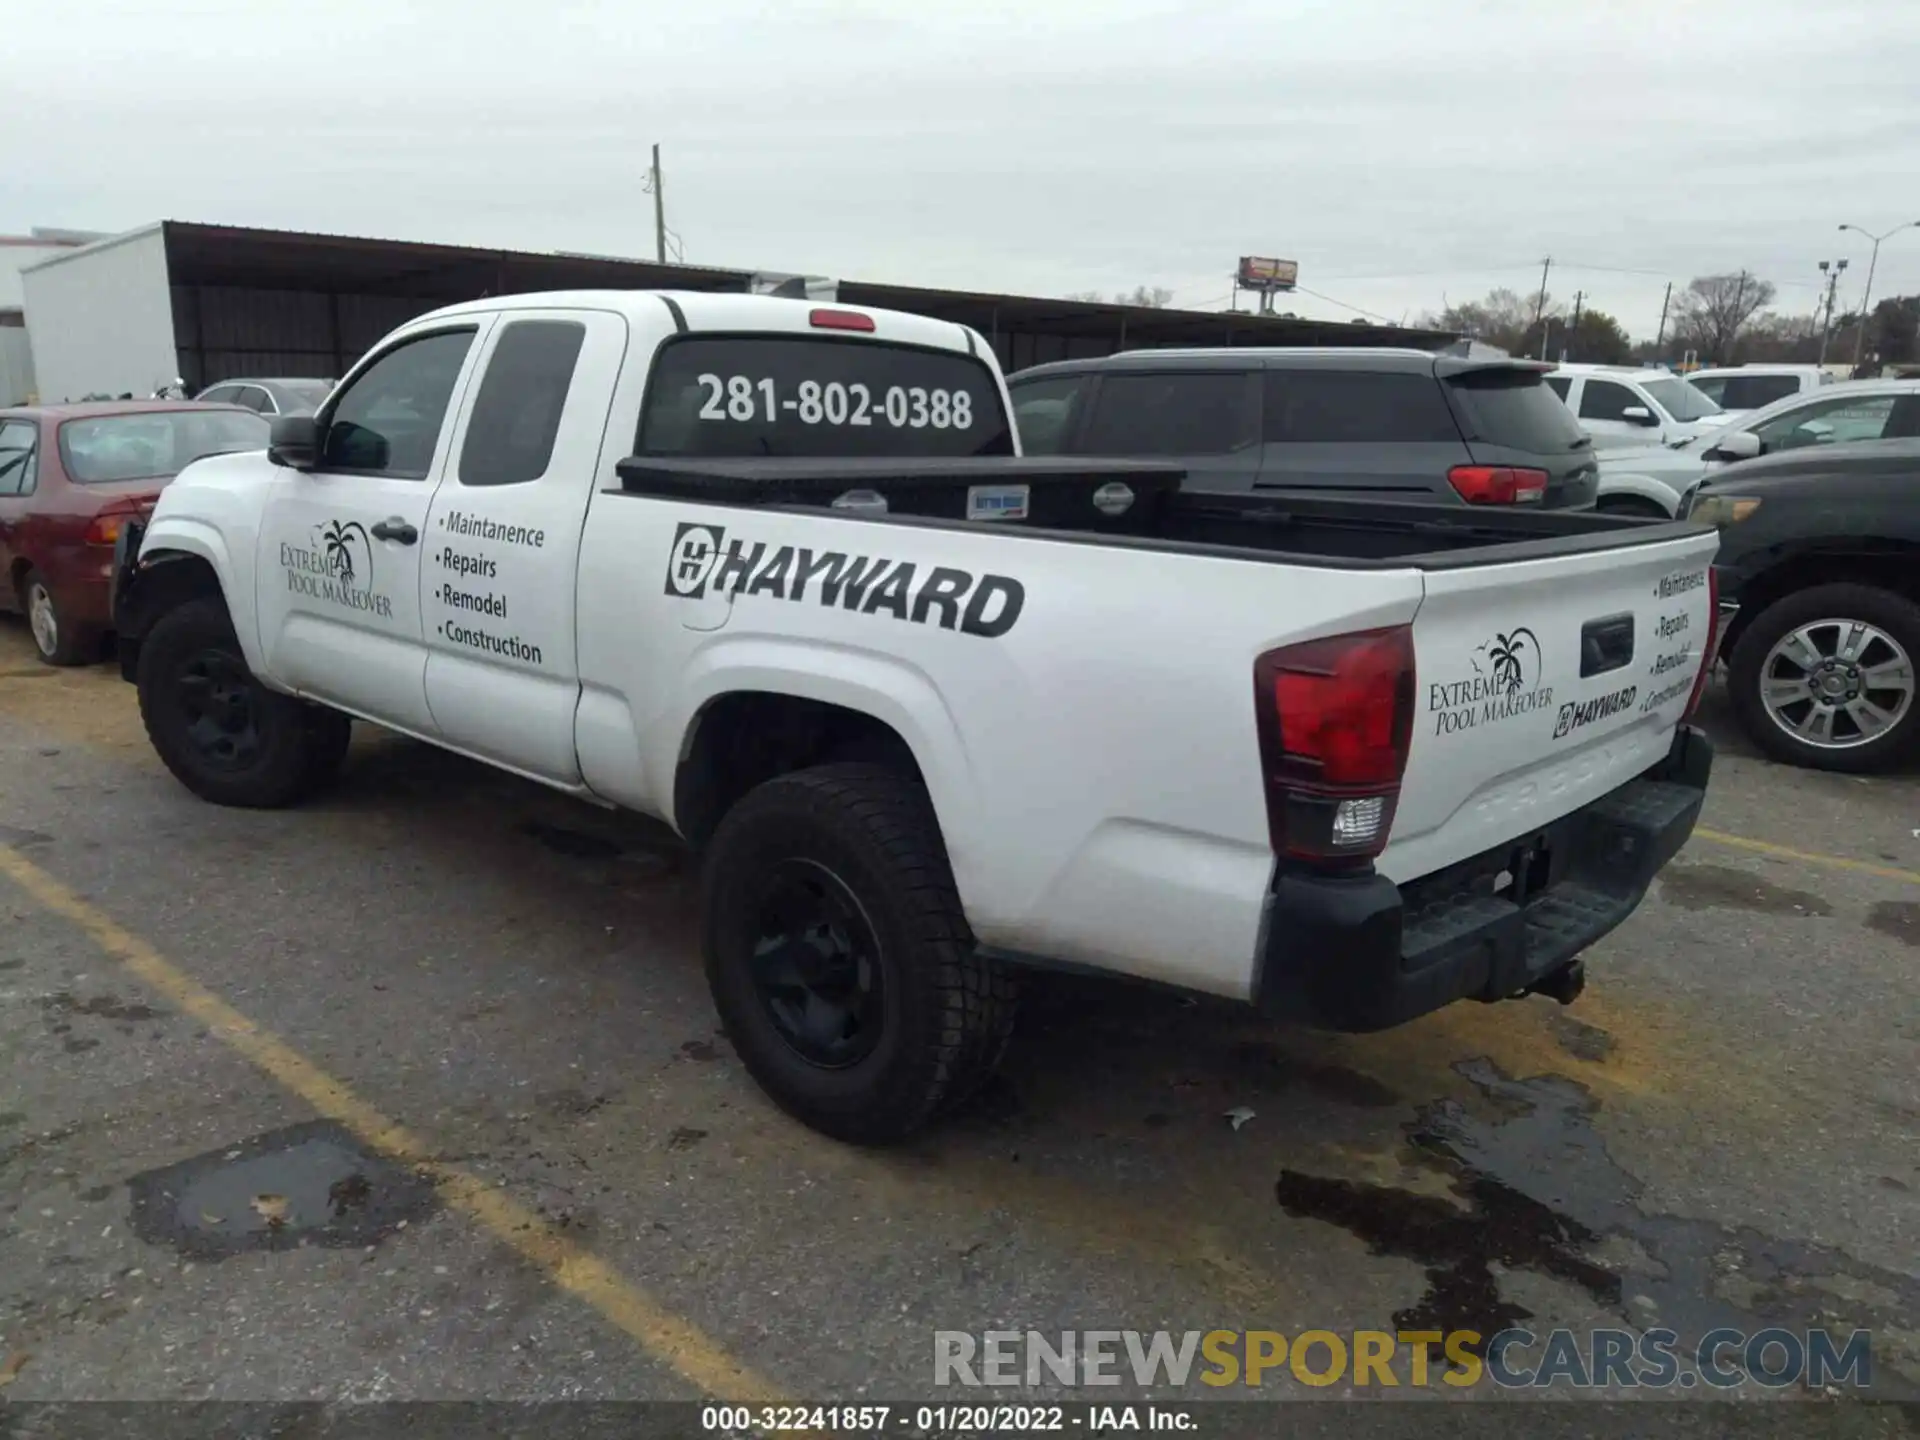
top-left (0, 845), bottom-right (786, 1405)
top-left (1692, 827), bottom-right (1920, 887)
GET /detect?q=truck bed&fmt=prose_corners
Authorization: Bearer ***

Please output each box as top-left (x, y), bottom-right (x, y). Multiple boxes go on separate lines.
top-left (611, 455), bottom-right (1705, 570)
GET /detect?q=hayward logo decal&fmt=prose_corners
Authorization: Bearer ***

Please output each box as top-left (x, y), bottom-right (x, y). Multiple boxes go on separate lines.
top-left (1429, 627), bottom-right (1554, 737)
top-left (1553, 685), bottom-right (1638, 739)
top-left (280, 519), bottom-right (393, 618)
top-left (663, 521), bottom-right (1025, 637)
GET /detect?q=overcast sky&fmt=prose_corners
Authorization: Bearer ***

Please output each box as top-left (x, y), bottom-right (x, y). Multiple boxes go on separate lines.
top-left (7, 0), bottom-right (1919, 337)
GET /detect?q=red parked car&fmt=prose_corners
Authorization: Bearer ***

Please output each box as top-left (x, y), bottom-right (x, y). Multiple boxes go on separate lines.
top-left (0, 402), bottom-right (269, 665)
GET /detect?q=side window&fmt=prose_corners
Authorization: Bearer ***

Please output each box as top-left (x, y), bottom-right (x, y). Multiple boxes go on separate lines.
top-left (1263, 371), bottom-right (1458, 443)
top-left (319, 329), bottom-right (476, 478)
top-left (1754, 394), bottom-right (1896, 453)
top-left (198, 385), bottom-right (240, 406)
top-left (1687, 376), bottom-right (1727, 405)
top-left (1722, 375), bottom-right (1800, 410)
top-left (0, 421), bottom-right (36, 497)
top-left (1008, 375), bottom-right (1093, 455)
top-left (457, 320), bottom-right (587, 486)
top-left (1079, 372), bottom-right (1258, 456)
top-left (1544, 376), bottom-right (1572, 402)
top-left (233, 386), bottom-right (271, 413)
top-left (1578, 379), bottom-right (1637, 421)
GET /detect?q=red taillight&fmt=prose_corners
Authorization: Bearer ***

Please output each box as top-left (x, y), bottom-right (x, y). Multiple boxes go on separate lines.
top-left (1254, 626), bottom-right (1416, 863)
top-left (85, 498), bottom-right (150, 547)
top-left (1684, 568), bottom-right (1719, 720)
top-left (809, 308), bottom-right (875, 333)
top-left (1448, 465), bottom-right (1549, 505)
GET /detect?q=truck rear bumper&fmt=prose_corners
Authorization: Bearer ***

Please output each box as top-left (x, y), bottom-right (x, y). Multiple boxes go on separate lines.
top-left (1252, 724), bottom-right (1712, 1032)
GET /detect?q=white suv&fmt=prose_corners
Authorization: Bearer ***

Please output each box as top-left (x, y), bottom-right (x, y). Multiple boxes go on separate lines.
top-left (1683, 365), bottom-right (1831, 412)
top-left (1544, 364), bottom-right (1732, 451)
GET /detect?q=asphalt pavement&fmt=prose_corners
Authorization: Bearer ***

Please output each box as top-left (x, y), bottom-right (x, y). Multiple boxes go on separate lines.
top-left (0, 620), bottom-right (1914, 1437)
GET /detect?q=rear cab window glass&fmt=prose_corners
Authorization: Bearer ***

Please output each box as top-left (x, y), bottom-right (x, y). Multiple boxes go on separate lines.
top-left (1544, 376), bottom-right (1572, 402)
top-left (459, 320), bottom-right (587, 486)
top-left (1445, 370), bottom-right (1588, 453)
top-left (1080, 372), bottom-right (1257, 455)
top-left (1263, 371), bottom-right (1458, 443)
top-left (1008, 374), bottom-right (1093, 455)
top-left (637, 336), bottom-right (1011, 458)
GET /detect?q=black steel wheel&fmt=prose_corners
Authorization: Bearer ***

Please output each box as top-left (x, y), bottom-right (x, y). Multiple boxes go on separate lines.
top-left (702, 763), bottom-right (1017, 1144)
top-left (136, 599), bottom-right (345, 808)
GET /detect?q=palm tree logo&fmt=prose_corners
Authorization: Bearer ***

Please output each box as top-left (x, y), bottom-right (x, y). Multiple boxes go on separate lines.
top-left (1479, 627), bottom-right (1541, 696)
top-left (317, 520), bottom-right (372, 589)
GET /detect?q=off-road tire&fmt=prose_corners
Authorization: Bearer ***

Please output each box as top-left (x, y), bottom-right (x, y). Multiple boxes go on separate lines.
top-left (1728, 582), bottom-right (1920, 774)
top-left (702, 763), bottom-right (1018, 1144)
top-left (136, 599), bottom-right (338, 808)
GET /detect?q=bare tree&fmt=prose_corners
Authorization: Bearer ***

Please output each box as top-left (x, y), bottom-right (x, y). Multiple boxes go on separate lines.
top-left (1669, 272), bottom-right (1777, 363)
top-left (1419, 288), bottom-right (1556, 352)
top-left (1066, 286), bottom-right (1175, 308)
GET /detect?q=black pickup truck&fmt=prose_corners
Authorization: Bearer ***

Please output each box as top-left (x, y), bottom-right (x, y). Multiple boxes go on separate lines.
top-left (1692, 437), bottom-right (1920, 772)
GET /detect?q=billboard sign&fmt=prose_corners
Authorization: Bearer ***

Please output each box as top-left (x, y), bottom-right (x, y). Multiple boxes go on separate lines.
top-left (1237, 256), bottom-right (1298, 292)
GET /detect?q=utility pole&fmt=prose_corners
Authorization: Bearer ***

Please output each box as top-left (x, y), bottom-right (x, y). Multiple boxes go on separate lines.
top-left (1816, 259), bottom-right (1848, 365)
top-left (1839, 222), bottom-right (1920, 373)
top-left (1653, 281), bottom-right (1672, 358)
top-left (651, 143), bottom-right (667, 265)
top-left (1532, 256), bottom-right (1552, 328)
top-left (1568, 291), bottom-right (1584, 360)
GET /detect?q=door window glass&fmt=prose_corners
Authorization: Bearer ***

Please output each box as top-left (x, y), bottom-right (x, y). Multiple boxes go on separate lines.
top-left (1578, 379), bottom-right (1638, 422)
top-left (1007, 374), bottom-right (1094, 455)
top-left (0, 420), bottom-right (37, 496)
top-left (320, 329), bottom-right (476, 478)
top-left (1080, 372), bottom-right (1257, 455)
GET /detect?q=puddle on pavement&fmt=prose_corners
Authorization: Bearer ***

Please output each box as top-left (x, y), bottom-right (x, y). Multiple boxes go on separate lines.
top-left (1275, 1057), bottom-right (1920, 1385)
top-left (1866, 901), bottom-right (1920, 949)
top-left (1655, 863), bottom-right (1833, 916)
top-left (126, 1119), bottom-right (437, 1260)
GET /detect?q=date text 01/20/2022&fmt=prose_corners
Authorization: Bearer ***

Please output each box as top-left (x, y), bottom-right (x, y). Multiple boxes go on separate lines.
top-left (699, 1405), bottom-right (1194, 1432)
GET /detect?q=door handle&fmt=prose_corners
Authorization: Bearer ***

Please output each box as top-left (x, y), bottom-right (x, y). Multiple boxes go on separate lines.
top-left (370, 518), bottom-right (418, 545)
top-left (1580, 613), bottom-right (1636, 677)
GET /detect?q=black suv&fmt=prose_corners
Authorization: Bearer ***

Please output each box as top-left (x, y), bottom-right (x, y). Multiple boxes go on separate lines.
top-left (1007, 348), bottom-right (1599, 509)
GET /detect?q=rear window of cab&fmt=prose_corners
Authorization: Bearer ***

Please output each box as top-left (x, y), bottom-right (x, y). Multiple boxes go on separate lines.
top-left (638, 336), bottom-right (1012, 459)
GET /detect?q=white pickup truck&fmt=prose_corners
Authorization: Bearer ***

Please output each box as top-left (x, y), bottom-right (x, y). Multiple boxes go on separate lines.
top-left (112, 290), bottom-right (1720, 1143)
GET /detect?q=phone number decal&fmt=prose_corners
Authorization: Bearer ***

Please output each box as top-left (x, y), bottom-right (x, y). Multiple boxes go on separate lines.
top-left (697, 373), bottom-right (976, 430)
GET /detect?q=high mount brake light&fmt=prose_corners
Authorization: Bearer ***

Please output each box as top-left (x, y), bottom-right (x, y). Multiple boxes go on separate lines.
top-left (1253, 626), bottom-right (1416, 864)
top-left (809, 308), bottom-right (876, 333)
top-left (1448, 465), bottom-right (1548, 505)
top-left (1684, 568), bottom-right (1719, 720)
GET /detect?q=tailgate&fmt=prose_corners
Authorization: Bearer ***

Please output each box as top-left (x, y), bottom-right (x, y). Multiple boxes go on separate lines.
top-left (1382, 529), bottom-right (1718, 884)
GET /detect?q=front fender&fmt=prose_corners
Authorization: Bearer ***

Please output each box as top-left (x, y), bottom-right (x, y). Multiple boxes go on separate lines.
top-left (1596, 470), bottom-right (1685, 515)
top-left (126, 516), bottom-right (267, 674)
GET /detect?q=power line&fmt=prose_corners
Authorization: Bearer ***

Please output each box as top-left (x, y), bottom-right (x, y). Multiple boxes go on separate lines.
top-left (1289, 284), bottom-right (1397, 324)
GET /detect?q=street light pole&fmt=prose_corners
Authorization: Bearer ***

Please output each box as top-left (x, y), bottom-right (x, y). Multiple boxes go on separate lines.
top-left (1838, 221), bottom-right (1920, 373)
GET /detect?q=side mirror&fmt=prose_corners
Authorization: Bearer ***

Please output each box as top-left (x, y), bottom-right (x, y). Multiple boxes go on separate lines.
top-left (1621, 405), bottom-right (1658, 425)
top-left (1707, 428), bottom-right (1761, 462)
top-left (268, 414), bottom-right (322, 470)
